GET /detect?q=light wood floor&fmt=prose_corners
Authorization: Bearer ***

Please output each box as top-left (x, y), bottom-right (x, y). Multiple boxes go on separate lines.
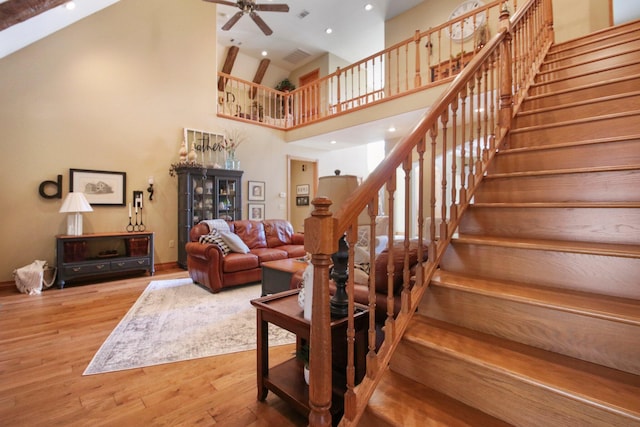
top-left (0, 269), bottom-right (307, 426)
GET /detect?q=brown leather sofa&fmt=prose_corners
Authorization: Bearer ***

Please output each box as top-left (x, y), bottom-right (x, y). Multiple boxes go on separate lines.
top-left (186, 219), bottom-right (305, 293)
top-left (290, 239), bottom-right (428, 323)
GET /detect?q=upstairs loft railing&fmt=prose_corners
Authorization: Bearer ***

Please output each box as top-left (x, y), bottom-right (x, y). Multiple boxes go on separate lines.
top-left (302, 0), bottom-right (554, 426)
top-left (217, 0), bottom-right (520, 129)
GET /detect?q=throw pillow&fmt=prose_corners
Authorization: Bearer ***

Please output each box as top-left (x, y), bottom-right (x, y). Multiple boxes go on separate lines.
top-left (201, 219), bottom-right (231, 234)
top-left (219, 231), bottom-right (251, 254)
top-left (199, 230), bottom-right (230, 256)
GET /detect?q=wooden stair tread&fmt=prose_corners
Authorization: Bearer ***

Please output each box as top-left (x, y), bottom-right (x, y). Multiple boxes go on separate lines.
top-left (367, 369), bottom-right (513, 427)
top-left (484, 163), bottom-right (640, 179)
top-left (406, 317), bottom-right (640, 419)
top-left (517, 90), bottom-right (640, 118)
top-left (546, 34), bottom-right (640, 63)
top-left (452, 234), bottom-right (640, 259)
top-left (499, 134), bottom-right (640, 155)
top-left (510, 110), bottom-right (640, 135)
top-left (469, 201), bottom-right (640, 209)
top-left (549, 21), bottom-right (640, 55)
top-left (523, 73), bottom-right (640, 103)
top-left (540, 45), bottom-right (640, 76)
top-left (431, 270), bottom-right (640, 326)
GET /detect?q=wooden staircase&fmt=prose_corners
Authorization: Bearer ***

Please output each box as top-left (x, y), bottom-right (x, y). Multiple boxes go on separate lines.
top-left (359, 21), bottom-right (640, 426)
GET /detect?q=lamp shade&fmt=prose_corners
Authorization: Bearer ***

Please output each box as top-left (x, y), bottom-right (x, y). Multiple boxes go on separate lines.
top-left (316, 171), bottom-right (370, 225)
top-left (59, 192), bottom-right (93, 213)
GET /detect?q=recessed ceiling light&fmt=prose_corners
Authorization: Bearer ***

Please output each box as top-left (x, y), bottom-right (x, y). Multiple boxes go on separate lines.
top-left (325, 28), bottom-right (333, 34)
top-left (364, 4), bottom-right (373, 11)
top-left (261, 51), bottom-right (268, 56)
top-left (330, 140), bottom-right (337, 144)
top-left (388, 126), bottom-right (396, 132)
top-left (65, 1), bottom-right (76, 10)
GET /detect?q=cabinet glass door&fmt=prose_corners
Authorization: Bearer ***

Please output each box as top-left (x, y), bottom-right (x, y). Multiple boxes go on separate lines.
top-left (192, 175), bottom-right (215, 223)
top-left (216, 178), bottom-right (237, 220)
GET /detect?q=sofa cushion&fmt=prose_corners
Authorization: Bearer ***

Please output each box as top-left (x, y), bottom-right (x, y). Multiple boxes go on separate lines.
top-left (277, 244), bottom-right (307, 259)
top-left (198, 231), bottom-right (230, 256)
top-left (250, 247), bottom-right (288, 263)
top-left (373, 240), bottom-right (428, 294)
top-left (219, 231), bottom-right (250, 253)
top-left (233, 220), bottom-right (267, 249)
top-left (223, 252), bottom-right (259, 273)
top-left (263, 219), bottom-right (294, 247)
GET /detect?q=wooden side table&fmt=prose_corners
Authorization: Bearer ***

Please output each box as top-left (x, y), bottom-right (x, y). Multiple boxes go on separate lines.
top-left (251, 290), bottom-right (368, 421)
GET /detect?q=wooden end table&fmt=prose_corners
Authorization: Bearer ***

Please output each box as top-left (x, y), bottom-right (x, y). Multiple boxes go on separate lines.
top-left (261, 258), bottom-right (309, 296)
top-left (251, 290), bottom-right (368, 422)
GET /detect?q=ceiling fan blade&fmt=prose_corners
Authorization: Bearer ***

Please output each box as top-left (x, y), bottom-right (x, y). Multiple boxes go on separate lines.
top-left (222, 11), bottom-right (244, 31)
top-left (254, 4), bottom-right (289, 12)
top-left (250, 12), bottom-right (273, 36)
top-left (202, 0), bottom-right (238, 6)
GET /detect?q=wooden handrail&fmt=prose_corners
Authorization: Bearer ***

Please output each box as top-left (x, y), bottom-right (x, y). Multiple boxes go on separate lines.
top-left (302, 0), bottom-right (555, 425)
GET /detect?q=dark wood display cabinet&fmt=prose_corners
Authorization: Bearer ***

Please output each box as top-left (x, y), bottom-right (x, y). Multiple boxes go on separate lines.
top-left (56, 231), bottom-right (154, 288)
top-left (176, 166), bottom-right (243, 268)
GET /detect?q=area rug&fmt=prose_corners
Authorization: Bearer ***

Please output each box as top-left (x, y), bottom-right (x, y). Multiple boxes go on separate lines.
top-left (83, 278), bottom-right (295, 375)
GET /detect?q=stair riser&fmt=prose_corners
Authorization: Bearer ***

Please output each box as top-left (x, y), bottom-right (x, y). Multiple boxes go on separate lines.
top-left (547, 32), bottom-right (640, 60)
top-left (420, 285), bottom-right (640, 375)
top-left (509, 114), bottom-right (640, 147)
top-left (513, 94), bottom-right (640, 128)
top-left (548, 22), bottom-right (640, 53)
top-left (459, 206), bottom-right (640, 245)
top-left (520, 76), bottom-right (640, 111)
top-left (489, 139), bottom-right (640, 174)
top-left (439, 243), bottom-right (640, 299)
top-left (540, 43), bottom-right (640, 73)
top-left (476, 170), bottom-right (640, 203)
top-left (391, 340), bottom-right (635, 426)
top-left (529, 62), bottom-right (640, 96)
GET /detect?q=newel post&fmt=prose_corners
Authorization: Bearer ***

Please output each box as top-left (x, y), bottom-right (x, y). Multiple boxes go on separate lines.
top-left (498, 3), bottom-right (513, 135)
top-left (304, 196), bottom-right (337, 427)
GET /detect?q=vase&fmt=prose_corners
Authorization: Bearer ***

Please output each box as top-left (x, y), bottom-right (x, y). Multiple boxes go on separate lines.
top-left (225, 151), bottom-right (235, 169)
top-left (303, 365), bottom-right (310, 385)
top-left (303, 264), bottom-right (313, 321)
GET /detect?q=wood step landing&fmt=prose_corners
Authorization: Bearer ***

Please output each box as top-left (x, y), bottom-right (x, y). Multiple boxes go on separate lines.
top-left (513, 90), bottom-right (640, 128)
top-left (389, 317), bottom-right (640, 426)
top-left (424, 270), bottom-right (640, 375)
top-left (520, 74), bottom-right (640, 112)
top-left (459, 203), bottom-right (640, 245)
top-left (440, 235), bottom-right (640, 300)
top-left (529, 60), bottom-right (640, 96)
top-left (509, 110), bottom-right (640, 148)
top-left (547, 19), bottom-right (640, 57)
top-left (489, 136), bottom-right (640, 174)
top-left (359, 369), bottom-right (512, 427)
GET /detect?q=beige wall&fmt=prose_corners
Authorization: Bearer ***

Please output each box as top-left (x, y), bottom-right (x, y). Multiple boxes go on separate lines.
top-left (0, 0), bottom-right (325, 282)
top-left (0, 0), bottom-right (617, 282)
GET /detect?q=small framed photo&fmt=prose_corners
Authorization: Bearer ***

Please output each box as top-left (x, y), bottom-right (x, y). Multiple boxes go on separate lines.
top-left (70, 169), bottom-right (126, 206)
top-left (296, 196), bottom-right (309, 206)
top-left (296, 184), bottom-right (309, 196)
top-left (249, 203), bottom-right (265, 221)
top-left (248, 181), bottom-right (265, 201)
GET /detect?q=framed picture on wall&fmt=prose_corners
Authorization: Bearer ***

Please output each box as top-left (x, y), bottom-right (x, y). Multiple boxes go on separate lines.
top-left (248, 181), bottom-right (265, 201)
top-left (296, 196), bottom-right (309, 206)
top-left (69, 169), bottom-right (126, 206)
top-left (249, 203), bottom-right (265, 220)
top-left (296, 184), bottom-right (309, 195)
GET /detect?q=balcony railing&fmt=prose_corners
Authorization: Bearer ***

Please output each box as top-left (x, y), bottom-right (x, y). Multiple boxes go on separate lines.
top-left (217, 0), bottom-right (520, 129)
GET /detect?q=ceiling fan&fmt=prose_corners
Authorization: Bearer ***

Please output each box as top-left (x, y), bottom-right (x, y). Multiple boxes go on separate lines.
top-left (204, 0), bottom-right (290, 36)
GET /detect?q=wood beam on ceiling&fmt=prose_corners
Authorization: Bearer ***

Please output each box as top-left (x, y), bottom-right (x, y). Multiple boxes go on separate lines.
top-left (251, 58), bottom-right (270, 99)
top-left (218, 45), bottom-right (239, 92)
top-left (0, 0), bottom-right (70, 32)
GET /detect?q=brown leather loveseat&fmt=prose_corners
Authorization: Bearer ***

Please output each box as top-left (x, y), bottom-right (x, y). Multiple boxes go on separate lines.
top-left (186, 219), bottom-right (305, 293)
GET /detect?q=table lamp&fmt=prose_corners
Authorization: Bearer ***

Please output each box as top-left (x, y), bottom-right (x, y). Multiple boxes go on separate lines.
top-left (316, 170), bottom-right (369, 317)
top-left (59, 192), bottom-right (93, 235)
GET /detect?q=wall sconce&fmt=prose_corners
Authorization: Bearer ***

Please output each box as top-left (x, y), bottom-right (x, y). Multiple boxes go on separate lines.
top-left (147, 176), bottom-right (154, 201)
